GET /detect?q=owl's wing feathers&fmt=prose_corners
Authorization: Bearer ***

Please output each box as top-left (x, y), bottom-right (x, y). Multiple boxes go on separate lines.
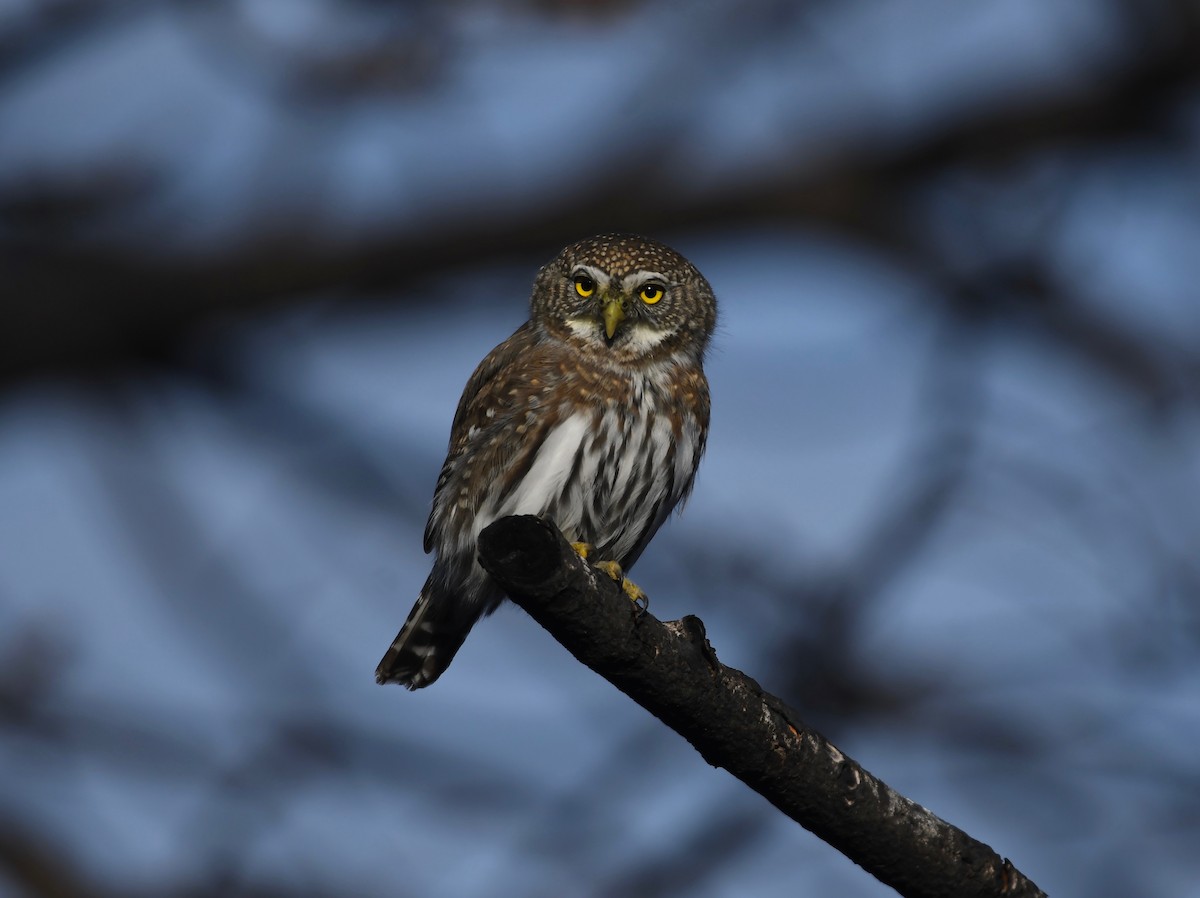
top-left (423, 322), bottom-right (540, 553)
top-left (675, 368), bottom-right (712, 507)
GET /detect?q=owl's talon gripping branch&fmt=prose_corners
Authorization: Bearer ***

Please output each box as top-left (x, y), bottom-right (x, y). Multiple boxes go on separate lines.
top-left (570, 541), bottom-right (593, 560)
top-left (593, 559), bottom-right (650, 615)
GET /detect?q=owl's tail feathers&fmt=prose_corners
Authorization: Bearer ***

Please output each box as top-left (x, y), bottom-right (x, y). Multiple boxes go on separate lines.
top-left (375, 588), bottom-right (470, 690)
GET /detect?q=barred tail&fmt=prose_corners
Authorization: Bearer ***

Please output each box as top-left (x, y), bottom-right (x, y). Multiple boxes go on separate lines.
top-left (375, 584), bottom-right (471, 690)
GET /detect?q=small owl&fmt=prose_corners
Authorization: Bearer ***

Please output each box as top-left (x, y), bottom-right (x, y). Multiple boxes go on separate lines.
top-left (376, 234), bottom-right (716, 689)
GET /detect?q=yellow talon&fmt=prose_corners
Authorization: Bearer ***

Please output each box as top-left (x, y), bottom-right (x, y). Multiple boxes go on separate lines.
top-left (621, 578), bottom-right (648, 613)
top-left (593, 560), bottom-right (649, 614)
top-left (571, 541), bottom-right (593, 560)
top-left (594, 559), bottom-right (622, 580)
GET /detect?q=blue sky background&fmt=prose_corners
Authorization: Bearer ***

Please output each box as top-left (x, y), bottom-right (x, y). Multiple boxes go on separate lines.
top-left (1, 2), bottom-right (1199, 896)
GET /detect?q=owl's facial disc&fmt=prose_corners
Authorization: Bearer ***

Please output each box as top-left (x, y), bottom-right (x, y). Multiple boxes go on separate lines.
top-left (567, 265), bottom-right (673, 349)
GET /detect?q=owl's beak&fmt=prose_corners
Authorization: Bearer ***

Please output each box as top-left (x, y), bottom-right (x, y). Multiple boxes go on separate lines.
top-left (602, 298), bottom-right (625, 340)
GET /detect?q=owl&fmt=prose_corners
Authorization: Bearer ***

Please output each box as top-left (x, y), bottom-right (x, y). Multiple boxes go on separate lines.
top-left (376, 234), bottom-right (716, 689)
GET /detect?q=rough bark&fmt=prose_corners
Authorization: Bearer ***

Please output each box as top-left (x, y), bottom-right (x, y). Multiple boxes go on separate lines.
top-left (477, 515), bottom-right (1047, 898)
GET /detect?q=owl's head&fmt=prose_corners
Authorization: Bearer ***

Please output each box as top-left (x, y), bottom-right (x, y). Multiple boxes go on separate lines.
top-left (531, 234), bottom-right (717, 364)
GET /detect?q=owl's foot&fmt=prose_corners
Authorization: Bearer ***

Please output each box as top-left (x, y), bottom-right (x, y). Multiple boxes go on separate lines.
top-left (593, 560), bottom-right (649, 615)
top-left (571, 541), bottom-right (594, 560)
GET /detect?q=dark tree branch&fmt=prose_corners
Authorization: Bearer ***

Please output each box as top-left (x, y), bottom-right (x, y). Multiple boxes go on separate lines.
top-left (477, 515), bottom-right (1047, 898)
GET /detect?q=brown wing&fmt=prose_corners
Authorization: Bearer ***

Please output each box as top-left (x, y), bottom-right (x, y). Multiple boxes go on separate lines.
top-left (422, 321), bottom-right (540, 553)
top-left (675, 365), bottom-right (712, 507)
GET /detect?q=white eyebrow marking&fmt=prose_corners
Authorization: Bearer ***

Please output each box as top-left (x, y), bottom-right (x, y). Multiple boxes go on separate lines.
top-left (572, 264), bottom-right (610, 287)
top-left (622, 271), bottom-right (672, 293)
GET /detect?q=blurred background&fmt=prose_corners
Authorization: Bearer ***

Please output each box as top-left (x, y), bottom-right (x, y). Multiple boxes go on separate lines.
top-left (2, 1), bottom-right (1199, 896)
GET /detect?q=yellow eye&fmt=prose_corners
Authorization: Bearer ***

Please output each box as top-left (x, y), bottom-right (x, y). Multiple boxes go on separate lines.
top-left (639, 284), bottom-right (664, 304)
top-left (574, 275), bottom-right (596, 298)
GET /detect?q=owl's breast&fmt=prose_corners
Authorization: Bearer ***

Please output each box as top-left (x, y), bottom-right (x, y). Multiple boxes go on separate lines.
top-left (568, 374), bottom-right (703, 566)
top-left (450, 362), bottom-right (704, 573)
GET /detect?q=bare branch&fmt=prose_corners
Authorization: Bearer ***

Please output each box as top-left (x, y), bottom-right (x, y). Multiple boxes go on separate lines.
top-left (477, 515), bottom-right (1047, 898)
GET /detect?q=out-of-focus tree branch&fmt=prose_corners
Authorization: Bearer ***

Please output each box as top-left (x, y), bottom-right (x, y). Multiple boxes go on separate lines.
top-left (477, 515), bottom-right (1047, 898)
top-left (0, 815), bottom-right (111, 898)
top-left (5, 0), bottom-right (1200, 389)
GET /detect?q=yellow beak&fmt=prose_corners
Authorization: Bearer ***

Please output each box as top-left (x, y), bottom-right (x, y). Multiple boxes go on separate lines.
top-left (603, 298), bottom-right (625, 339)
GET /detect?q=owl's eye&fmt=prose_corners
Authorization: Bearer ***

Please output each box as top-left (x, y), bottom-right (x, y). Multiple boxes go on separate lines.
top-left (639, 284), bottom-right (665, 304)
top-left (573, 275), bottom-right (596, 298)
